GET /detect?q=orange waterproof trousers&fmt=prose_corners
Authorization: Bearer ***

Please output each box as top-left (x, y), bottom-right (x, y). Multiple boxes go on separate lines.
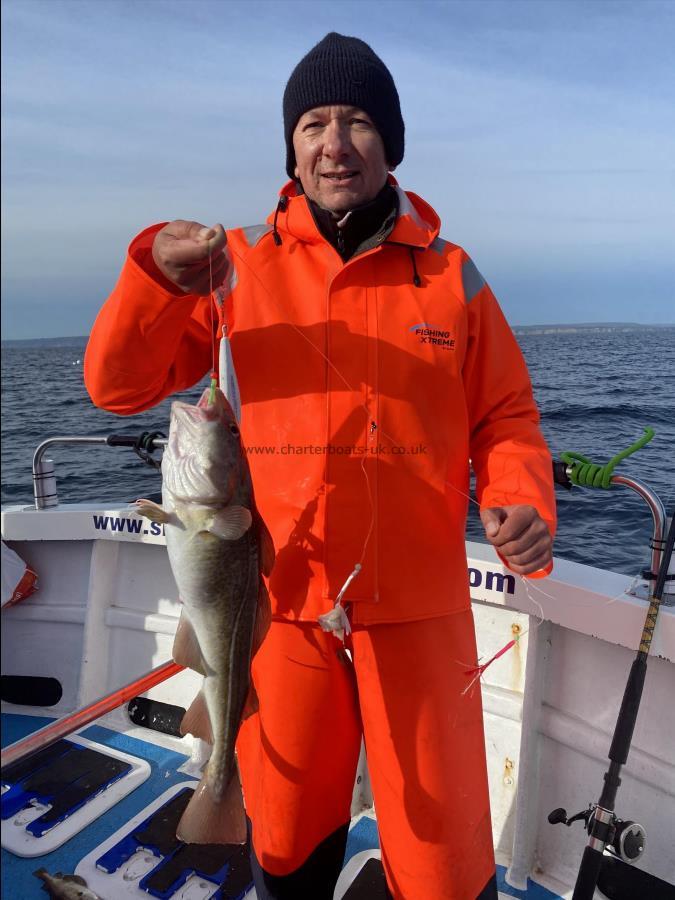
top-left (236, 611), bottom-right (496, 899)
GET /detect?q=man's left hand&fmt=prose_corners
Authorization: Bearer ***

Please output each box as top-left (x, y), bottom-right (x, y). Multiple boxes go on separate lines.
top-left (479, 505), bottom-right (553, 575)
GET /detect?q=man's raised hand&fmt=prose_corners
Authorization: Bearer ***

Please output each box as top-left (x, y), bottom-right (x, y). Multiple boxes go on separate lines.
top-left (152, 220), bottom-right (228, 296)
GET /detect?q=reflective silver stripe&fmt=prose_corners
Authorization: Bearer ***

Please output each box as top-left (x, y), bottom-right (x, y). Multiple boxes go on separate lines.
top-left (394, 186), bottom-right (426, 230)
top-left (241, 224), bottom-right (272, 247)
top-left (227, 260), bottom-right (238, 293)
top-left (462, 258), bottom-right (486, 303)
top-left (429, 236), bottom-right (449, 255)
top-left (212, 254), bottom-right (237, 308)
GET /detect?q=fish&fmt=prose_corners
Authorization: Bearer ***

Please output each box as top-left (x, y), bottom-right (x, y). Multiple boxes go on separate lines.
top-left (135, 386), bottom-right (274, 844)
top-left (33, 869), bottom-right (103, 900)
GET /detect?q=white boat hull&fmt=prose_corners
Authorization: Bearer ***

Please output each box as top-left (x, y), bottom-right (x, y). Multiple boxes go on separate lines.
top-left (2, 501), bottom-right (674, 896)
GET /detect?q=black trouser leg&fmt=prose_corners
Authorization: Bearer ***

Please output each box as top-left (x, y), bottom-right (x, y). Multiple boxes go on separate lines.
top-left (248, 815), bottom-right (496, 899)
top-left (476, 872), bottom-right (498, 899)
top-left (248, 818), bottom-right (350, 900)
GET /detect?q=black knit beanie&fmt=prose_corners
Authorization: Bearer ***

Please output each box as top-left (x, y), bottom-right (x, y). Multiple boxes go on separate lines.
top-left (283, 32), bottom-right (404, 179)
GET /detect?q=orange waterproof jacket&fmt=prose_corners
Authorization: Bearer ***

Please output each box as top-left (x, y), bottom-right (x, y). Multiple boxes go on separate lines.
top-left (85, 179), bottom-right (556, 625)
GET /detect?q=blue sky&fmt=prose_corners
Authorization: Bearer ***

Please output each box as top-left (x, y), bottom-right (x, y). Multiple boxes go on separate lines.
top-left (2, 0), bottom-right (674, 338)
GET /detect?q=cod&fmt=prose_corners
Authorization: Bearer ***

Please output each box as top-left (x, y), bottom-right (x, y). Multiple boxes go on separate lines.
top-left (33, 868), bottom-right (103, 900)
top-left (136, 386), bottom-right (274, 844)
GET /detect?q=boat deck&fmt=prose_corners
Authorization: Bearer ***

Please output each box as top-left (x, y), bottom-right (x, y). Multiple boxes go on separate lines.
top-left (1, 713), bottom-right (564, 900)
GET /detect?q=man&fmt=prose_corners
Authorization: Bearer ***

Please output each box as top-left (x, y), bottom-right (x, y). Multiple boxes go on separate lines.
top-left (85, 32), bottom-right (555, 900)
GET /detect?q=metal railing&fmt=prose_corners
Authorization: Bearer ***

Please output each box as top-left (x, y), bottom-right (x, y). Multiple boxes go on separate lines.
top-left (32, 433), bottom-right (167, 509)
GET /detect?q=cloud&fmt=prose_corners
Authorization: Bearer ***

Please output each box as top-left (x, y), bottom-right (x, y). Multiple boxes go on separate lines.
top-left (2, 0), bottom-right (674, 337)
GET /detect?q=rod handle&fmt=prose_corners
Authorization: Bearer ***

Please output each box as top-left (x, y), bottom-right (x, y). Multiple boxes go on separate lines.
top-left (572, 845), bottom-right (605, 900)
top-left (552, 460), bottom-right (572, 490)
top-left (106, 434), bottom-right (142, 447)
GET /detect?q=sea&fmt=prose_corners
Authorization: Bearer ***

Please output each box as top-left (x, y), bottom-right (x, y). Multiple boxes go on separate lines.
top-left (2, 326), bottom-right (674, 578)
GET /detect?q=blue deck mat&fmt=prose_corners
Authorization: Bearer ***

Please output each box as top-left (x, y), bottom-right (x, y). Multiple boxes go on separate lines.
top-left (2, 714), bottom-right (197, 900)
top-left (2, 714), bottom-right (562, 899)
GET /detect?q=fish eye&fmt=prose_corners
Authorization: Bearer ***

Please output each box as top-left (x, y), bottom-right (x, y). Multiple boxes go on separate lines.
top-left (229, 423), bottom-right (240, 436)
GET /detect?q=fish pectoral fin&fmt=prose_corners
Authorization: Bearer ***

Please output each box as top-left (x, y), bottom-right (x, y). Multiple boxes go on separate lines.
top-left (134, 499), bottom-right (171, 524)
top-left (209, 506), bottom-right (252, 540)
top-left (180, 689), bottom-right (214, 744)
top-left (172, 610), bottom-right (206, 675)
top-left (242, 679), bottom-right (259, 720)
top-left (176, 765), bottom-right (247, 845)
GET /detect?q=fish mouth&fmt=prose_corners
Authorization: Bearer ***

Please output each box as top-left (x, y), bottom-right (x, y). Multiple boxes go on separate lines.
top-left (197, 387), bottom-right (224, 411)
top-left (172, 389), bottom-right (218, 420)
top-left (164, 388), bottom-right (240, 505)
top-left (171, 392), bottom-right (225, 431)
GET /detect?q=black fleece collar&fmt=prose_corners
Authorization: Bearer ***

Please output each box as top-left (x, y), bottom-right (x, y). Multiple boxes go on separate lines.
top-left (303, 183), bottom-right (399, 261)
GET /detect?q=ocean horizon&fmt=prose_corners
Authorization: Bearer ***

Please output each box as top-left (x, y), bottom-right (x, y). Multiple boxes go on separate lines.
top-left (3, 321), bottom-right (675, 349)
top-left (2, 326), bottom-right (674, 579)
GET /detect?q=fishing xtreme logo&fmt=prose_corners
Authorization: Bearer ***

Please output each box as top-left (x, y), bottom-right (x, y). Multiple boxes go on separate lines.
top-left (409, 322), bottom-right (455, 350)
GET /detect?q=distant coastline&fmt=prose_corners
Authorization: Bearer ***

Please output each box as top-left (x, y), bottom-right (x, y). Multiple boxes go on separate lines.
top-left (511, 322), bottom-right (675, 336)
top-left (2, 335), bottom-right (89, 349)
top-left (2, 323), bottom-right (674, 348)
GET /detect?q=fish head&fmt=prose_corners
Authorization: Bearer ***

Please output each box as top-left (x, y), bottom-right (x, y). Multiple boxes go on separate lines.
top-left (162, 387), bottom-right (249, 506)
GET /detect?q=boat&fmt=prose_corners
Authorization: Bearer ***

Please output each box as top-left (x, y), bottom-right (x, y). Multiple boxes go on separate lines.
top-left (1, 431), bottom-right (674, 900)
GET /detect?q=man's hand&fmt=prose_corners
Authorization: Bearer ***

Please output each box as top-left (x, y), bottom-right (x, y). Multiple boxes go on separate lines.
top-left (480, 505), bottom-right (553, 576)
top-left (152, 220), bottom-right (228, 296)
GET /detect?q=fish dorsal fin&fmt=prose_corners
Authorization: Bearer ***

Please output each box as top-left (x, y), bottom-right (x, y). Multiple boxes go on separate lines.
top-left (255, 509), bottom-right (276, 576)
top-left (209, 506), bottom-right (252, 540)
top-left (252, 578), bottom-right (272, 659)
top-left (172, 610), bottom-right (206, 676)
top-left (239, 578), bottom-right (272, 722)
top-left (242, 680), bottom-right (259, 720)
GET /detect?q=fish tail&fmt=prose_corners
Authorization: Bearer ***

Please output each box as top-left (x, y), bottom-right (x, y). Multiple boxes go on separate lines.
top-left (176, 763), bottom-right (246, 845)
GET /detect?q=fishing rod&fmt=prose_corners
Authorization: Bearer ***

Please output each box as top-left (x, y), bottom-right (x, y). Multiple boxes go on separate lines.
top-left (549, 429), bottom-right (674, 900)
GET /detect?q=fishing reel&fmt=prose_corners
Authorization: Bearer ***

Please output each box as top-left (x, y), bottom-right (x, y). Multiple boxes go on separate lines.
top-left (106, 431), bottom-right (167, 470)
top-left (548, 805), bottom-right (647, 864)
top-left (132, 431), bottom-right (166, 470)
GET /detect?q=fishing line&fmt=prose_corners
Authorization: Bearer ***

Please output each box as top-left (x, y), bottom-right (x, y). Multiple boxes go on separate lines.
top-left (207, 244), bottom-right (218, 405)
top-left (460, 567), bottom-right (550, 696)
top-left (519, 579), bottom-right (547, 624)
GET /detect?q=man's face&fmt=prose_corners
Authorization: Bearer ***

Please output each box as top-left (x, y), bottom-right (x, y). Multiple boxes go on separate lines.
top-left (292, 105), bottom-right (390, 215)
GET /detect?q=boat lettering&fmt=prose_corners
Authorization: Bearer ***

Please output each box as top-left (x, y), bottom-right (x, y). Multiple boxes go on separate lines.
top-left (468, 567), bottom-right (516, 595)
top-left (92, 515), bottom-right (164, 536)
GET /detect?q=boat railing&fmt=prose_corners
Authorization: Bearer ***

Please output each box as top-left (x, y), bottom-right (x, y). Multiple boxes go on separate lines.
top-left (553, 464), bottom-right (669, 595)
top-left (32, 433), bottom-right (168, 510)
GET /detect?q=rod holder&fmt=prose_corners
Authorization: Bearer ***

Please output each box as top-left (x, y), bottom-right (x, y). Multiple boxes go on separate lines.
top-left (33, 457), bottom-right (57, 509)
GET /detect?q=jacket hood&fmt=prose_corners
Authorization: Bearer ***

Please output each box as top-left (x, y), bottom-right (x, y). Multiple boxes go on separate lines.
top-left (266, 175), bottom-right (440, 250)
